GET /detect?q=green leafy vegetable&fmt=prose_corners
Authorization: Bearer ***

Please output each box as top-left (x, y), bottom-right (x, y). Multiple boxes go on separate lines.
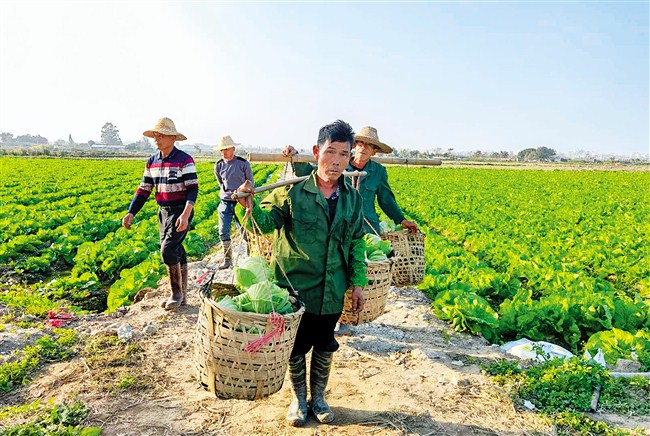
top-left (233, 256), bottom-right (274, 291)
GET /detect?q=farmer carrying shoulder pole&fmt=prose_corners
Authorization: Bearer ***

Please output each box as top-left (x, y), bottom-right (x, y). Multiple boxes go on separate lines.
top-left (285, 126), bottom-right (418, 235)
top-left (234, 120), bottom-right (367, 427)
top-left (122, 117), bottom-right (198, 310)
top-left (213, 135), bottom-right (253, 269)
top-left (285, 125), bottom-right (418, 335)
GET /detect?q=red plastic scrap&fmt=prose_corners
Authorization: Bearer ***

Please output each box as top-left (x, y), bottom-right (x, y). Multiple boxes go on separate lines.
top-left (46, 307), bottom-right (75, 327)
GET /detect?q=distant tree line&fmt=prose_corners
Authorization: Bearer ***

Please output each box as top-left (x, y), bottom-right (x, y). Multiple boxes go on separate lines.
top-left (1, 122), bottom-right (152, 152)
top-left (516, 146), bottom-right (557, 162)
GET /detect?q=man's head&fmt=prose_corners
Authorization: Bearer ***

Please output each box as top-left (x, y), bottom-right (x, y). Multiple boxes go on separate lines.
top-left (313, 120), bottom-right (355, 184)
top-left (217, 135), bottom-right (240, 161)
top-left (143, 117), bottom-right (186, 154)
top-left (354, 126), bottom-right (392, 155)
top-left (316, 120), bottom-right (355, 150)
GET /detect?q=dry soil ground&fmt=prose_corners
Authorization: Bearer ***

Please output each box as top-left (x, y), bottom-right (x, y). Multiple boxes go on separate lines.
top-left (1, 248), bottom-right (648, 435)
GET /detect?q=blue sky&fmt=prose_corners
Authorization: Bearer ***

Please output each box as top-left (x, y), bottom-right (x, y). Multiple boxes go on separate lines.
top-left (1, 1), bottom-right (648, 155)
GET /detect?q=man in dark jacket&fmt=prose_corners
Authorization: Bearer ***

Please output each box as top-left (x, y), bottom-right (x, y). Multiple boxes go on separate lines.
top-left (235, 120), bottom-right (367, 426)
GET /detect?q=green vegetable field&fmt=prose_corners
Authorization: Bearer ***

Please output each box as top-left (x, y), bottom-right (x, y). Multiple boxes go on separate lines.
top-left (0, 157), bottom-right (280, 313)
top-left (1, 158), bottom-right (649, 363)
top-left (388, 166), bottom-right (650, 365)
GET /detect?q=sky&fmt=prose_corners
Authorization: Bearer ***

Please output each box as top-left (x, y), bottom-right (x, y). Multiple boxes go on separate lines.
top-left (1, 1), bottom-right (648, 156)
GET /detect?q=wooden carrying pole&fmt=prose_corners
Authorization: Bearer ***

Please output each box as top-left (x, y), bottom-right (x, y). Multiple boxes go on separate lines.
top-left (247, 152), bottom-right (442, 166)
top-left (231, 171), bottom-right (367, 199)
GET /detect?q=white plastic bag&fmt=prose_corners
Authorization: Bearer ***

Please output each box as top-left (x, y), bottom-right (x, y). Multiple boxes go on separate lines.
top-left (501, 338), bottom-right (574, 362)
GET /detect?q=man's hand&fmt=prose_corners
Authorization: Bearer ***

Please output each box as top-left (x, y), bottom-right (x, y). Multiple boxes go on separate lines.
top-left (234, 180), bottom-right (255, 216)
top-left (122, 213), bottom-right (134, 230)
top-left (281, 145), bottom-right (298, 157)
top-left (175, 214), bottom-right (190, 232)
top-left (401, 219), bottom-right (418, 233)
top-left (350, 286), bottom-right (365, 313)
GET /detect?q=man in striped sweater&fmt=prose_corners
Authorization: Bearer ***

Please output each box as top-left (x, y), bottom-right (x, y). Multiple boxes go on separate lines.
top-left (122, 117), bottom-right (199, 310)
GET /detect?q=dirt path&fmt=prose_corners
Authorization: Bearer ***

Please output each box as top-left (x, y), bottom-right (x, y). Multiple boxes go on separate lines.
top-left (3, 249), bottom-right (648, 435)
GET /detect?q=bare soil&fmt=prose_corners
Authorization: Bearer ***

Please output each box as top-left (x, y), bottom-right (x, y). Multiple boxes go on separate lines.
top-left (1, 249), bottom-right (648, 435)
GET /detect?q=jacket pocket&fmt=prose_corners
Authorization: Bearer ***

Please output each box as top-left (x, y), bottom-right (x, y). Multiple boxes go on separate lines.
top-left (293, 213), bottom-right (318, 244)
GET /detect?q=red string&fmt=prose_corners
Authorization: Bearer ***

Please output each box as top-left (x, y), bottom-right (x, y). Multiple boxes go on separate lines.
top-left (196, 270), bottom-right (211, 285)
top-left (243, 312), bottom-right (285, 354)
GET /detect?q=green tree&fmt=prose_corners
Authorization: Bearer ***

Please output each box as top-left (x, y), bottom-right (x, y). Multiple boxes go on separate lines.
top-left (100, 122), bottom-right (122, 145)
top-left (16, 134), bottom-right (48, 144)
top-left (537, 146), bottom-right (557, 161)
top-left (1, 132), bottom-right (14, 144)
top-left (517, 148), bottom-right (538, 161)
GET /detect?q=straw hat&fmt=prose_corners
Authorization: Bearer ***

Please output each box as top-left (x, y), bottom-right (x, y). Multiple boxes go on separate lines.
top-left (217, 135), bottom-right (240, 151)
top-left (143, 117), bottom-right (187, 141)
top-left (355, 126), bottom-right (392, 154)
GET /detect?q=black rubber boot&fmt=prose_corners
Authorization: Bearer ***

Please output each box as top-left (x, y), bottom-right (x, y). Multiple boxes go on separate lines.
top-left (180, 263), bottom-right (188, 305)
top-left (309, 351), bottom-right (335, 423)
top-left (286, 355), bottom-right (308, 427)
top-left (163, 263), bottom-right (183, 310)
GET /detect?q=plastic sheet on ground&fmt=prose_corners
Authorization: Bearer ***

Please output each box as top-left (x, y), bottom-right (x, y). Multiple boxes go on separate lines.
top-left (500, 338), bottom-right (574, 362)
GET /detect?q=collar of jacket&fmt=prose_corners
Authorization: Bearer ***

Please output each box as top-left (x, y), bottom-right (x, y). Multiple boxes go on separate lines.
top-left (303, 170), bottom-right (352, 195)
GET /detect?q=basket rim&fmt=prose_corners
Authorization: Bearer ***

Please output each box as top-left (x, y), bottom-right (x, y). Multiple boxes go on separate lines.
top-left (203, 297), bottom-right (306, 321)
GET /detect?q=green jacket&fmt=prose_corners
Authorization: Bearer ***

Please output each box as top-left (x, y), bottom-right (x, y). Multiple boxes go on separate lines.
top-left (293, 160), bottom-right (405, 234)
top-left (237, 171), bottom-right (367, 315)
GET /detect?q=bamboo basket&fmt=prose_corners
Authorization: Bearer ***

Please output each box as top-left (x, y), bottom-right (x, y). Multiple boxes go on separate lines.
top-left (247, 232), bottom-right (274, 264)
top-left (339, 258), bottom-right (392, 326)
top-left (381, 230), bottom-right (425, 286)
top-left (193, 276), bottom-right (305, 400)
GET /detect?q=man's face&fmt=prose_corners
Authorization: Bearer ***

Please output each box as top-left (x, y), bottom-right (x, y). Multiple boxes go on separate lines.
top-left (153, 133), bottom-right (175, 151)
top-left (314, 140), bottom-right (351, 183)
top-left (353, 140), bottom-right (378, 162)
top-left (220, 147), bottom-right (235, 160)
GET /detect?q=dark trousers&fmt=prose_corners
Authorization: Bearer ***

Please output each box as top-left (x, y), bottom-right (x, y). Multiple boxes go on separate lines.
top-left (291, 312), bottom-right (341, 357)
top-left (158, 205), bottom-right (193, 265)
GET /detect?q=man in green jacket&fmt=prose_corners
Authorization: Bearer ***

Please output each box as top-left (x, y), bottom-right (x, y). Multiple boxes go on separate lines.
top-left (235, 120), bottom-right (367, 427)
top-left (284, 125), bottom-right (418, 235)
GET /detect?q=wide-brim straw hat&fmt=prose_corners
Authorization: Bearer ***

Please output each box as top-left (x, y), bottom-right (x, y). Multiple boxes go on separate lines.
top-left (217, 135), bottom-right (240, 151)
top-left (143, 117), bottom-right (187, 141)
top-left (354, 126), bottom-right (392, 154)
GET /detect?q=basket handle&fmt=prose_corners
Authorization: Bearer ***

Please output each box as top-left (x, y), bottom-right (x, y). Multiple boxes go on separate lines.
top-left (197, 269), bottom-right (216, 299)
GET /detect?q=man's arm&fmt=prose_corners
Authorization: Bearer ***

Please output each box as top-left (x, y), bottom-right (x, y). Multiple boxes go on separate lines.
top-left (234, 181), bottom-right (288, 234)
top-left (376, 166), bottom-right (418, 232)
top-left (123, 162), bottom-right (153, 229)
top-left (244, 161), bottom-right (254, 184)
top-left (176, 158), bottom-right (199, 232)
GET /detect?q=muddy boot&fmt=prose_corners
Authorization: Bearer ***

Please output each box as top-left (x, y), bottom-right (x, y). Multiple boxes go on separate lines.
top-left (218, 240), bottom-right (232, 270)
top-left (180, 263), bottom-right (188, 306)
top-left (163, 263), bottom-right (183, 310)
top-left (286, 355), bottom-right (308, 427)
top-left (309, 351), bottom-right (335, 423)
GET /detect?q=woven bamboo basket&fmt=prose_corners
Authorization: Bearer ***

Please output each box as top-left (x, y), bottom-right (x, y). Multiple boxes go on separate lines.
top-left (381, 230), bottom-right (425, 286)
top-left (247, 232), bottom-right (274, 264)
top-left (339, 258), bottom-right (392, 326)
top-left (193, 277), bottom-right (304, 400)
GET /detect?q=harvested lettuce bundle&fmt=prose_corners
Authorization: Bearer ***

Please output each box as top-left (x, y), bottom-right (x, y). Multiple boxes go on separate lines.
top-left (245, 280), bottom-right (294, 314)
top-left (363, 233), bottom-right (392, 258)
top-left (232, 293), bottom-right (255, 312)
top-left (363, 234), bottom-right (383, 253)
top-left (380, 220), bottom-right (403, 234)
top-left (216, 295), bottom-right (240, 311)
top-left (233, 256), bottom-right (274, 291)
top-left (367, 250), bottom-right (388, 262)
